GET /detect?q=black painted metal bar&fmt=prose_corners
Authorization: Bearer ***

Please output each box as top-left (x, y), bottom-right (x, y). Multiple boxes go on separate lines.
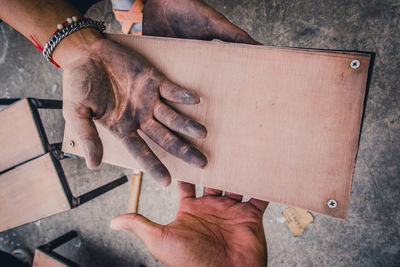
top-left (27, 98), bottom-right (51, 153)
top-left (0, 98), bottom-right (62, 108)
top-left (40, 231), bottom-right (78, 250)
top-left (49, 152), bottom-right (76, 208)
top-left (38, 231), bottom-right (81, 266)
top-left (29, 98), bottom-right (62, 109)
top-left (0, 98), bottom-right (62, 109)
top-left (74, 175), bottom-right (128, 207)
top-left (0, 154), bottom-right (45, 176)
top-left (0, 98), bottom-right (20, 105)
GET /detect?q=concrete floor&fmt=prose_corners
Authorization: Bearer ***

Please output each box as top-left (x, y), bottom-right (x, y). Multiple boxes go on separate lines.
top-left (0, 0), bottom-right (399, 266)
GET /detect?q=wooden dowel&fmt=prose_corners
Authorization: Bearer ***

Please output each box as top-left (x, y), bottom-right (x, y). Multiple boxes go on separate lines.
top-left (127, 171), bottom-right (143, 213)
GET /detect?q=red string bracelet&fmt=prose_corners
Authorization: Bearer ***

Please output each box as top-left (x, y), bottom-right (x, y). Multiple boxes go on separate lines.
top-left (29, 17), bottom-right (89, 69)
top-left (30, 34), bottom-right (60, 68)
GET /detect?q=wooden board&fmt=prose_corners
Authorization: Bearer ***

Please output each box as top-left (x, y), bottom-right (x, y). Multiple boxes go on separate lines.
top-left (0, 153), bottom-right (70, 232)
top-left (63, 34), bottom-right (370, 219)
top-left (33, 249), bottom-right (69, 267)
top-left (0, 99), bottom-right (46, 172)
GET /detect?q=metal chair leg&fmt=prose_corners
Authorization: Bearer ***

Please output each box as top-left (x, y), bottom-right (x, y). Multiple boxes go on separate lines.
top-left (73, 176), bottom-right (128, 207)
top-left (40, 231), bottom-right (78, 251)
top-left (0, 98), bottom-right (62, 109)
top-left (38, 231), bottom-right (81, 267)
top-left (0, 98), bottom-right (21, 105)
top-left (29, 98), bottom-right (62, 109)
top-left (1, 98), bottom-right (128, 212)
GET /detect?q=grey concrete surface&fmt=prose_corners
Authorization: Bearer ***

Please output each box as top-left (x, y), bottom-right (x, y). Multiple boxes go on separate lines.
top-left (0, 0), bottom-right (399, 266)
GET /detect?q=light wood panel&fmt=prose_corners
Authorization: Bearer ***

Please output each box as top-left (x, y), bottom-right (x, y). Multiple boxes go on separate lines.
top-left (0, 153), bottom-right (70, 232)
top-left (0, 99), bottom-right (46, 172)
top-left (63, 34), bottom-right (370, 218)
top-left (33, 249), bottom-right (69, 267)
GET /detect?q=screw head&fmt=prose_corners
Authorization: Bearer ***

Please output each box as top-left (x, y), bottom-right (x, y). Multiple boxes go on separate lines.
top-left (350, 59), bottom-right (360, 69)
top-left (68, 140), bottom-right (75, 148)
top-left (327, 199), bottom-right (338, 209)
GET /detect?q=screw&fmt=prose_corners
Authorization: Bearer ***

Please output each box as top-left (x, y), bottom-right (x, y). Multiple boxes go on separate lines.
top-left (69, 140), bottom-right (75, 148)
top-left (350, 59), bottom-right (360, 69)
top-left (327, 199), bottom-right (338, 209)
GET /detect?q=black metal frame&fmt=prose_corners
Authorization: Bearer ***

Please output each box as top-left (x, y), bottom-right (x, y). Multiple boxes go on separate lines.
top-left (0, 98), bottom-right (63, 162)
top-left (50, 152), bottom-right (128, 208)
top-left (37, 231), bottom-right (81, 267)
top-left (0, 98), bottom-right (128, 209)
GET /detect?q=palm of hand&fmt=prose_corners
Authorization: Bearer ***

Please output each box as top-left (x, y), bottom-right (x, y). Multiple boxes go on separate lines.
top-left (62, 39), bottom-right (207, 185)
top-left (111, 182), bottom-right (268, 267)
top-left (161, 197), bottom-right (268, 266)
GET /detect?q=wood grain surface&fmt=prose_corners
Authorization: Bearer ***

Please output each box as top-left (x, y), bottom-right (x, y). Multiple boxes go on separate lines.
top-left (0, 153), bottom-right (70, 232)
top-left (0, 99), bottom-right (45, 172)
top-left (63, 34), bottom-right (370, 218)
top-left (127, 171), bottom-right (143, 213)
top-left (33, 249), bottom-right (69, 267)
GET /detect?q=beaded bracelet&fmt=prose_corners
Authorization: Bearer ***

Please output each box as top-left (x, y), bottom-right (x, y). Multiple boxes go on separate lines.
top-left (42, 16), bottom-right (106, 64)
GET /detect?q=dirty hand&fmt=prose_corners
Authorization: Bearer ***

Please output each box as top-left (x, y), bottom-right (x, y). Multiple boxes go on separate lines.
top-left (111, 182), bottom-right (268, 266)
top-left (143, 0), bottom-right (261, 44)
top-left (62, 33), bottom-right (207, 186)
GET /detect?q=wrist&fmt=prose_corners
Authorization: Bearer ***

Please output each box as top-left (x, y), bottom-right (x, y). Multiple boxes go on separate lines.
top-left (52, 27), bottom-right (105, 68)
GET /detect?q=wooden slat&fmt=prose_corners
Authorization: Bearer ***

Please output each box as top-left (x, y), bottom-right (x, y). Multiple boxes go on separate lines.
top-left (0, 99), bottom-right (45, 172)
top-left (63, 34), bottom-right (370, 219)
top-left (127, 172), bottom-right (142, 213)
top-left (0, 153), bottom-right (70, 232)
top-left (33, 249), bottom-right (68, 267)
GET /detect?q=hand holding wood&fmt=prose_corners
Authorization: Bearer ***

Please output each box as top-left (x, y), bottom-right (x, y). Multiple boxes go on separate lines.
top-left (111, 182), bottom-right (269, 266)
top-left (62, 38), bottom-right (207, 185)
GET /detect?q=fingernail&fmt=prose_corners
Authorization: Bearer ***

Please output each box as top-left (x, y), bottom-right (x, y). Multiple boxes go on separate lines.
top-left (110, 220), bottom-right (122, 230)
top-left (150, 167), bottom-right (171, 187)
top-left (186, 148), bottom-right (208, 168)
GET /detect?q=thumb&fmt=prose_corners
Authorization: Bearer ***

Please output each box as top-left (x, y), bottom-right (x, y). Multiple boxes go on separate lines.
top-left (110, 213), bottom-right (163, 247)
top-left (70, 116), bottom-right (103, 169)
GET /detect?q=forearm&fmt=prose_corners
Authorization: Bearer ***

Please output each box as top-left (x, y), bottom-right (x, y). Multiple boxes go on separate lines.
top-left (0, 0), bottom-right (103, 67)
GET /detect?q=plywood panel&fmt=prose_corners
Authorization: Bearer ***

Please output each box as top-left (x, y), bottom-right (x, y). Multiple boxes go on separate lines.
top-left (63, 34), bottom-right (370, 219)
top-left (0, 153), bottom-right (70, 232)
top-left (33, 249), bottom-right (69, 267)
top-left (0, 99), bottom-right (46, 172)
